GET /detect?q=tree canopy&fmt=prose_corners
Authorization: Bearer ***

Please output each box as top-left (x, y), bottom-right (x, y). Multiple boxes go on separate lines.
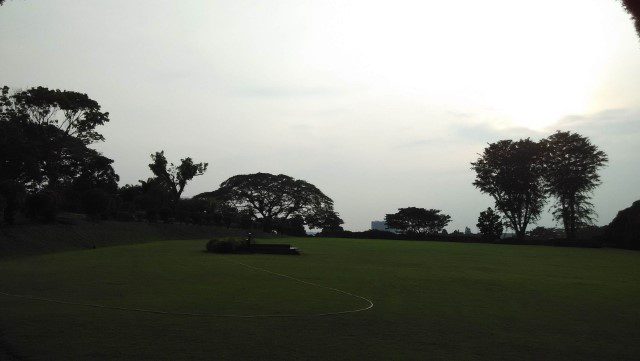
top-left (471, 139), bottom-right (546, 239)
top-left (1, 86), bottom-right (118, 192)
top-left (2, 86), bottom-right (110, 144)
top-left (201, 173), bottom-right (342, 232)
top-left (541, 131), bottom-right (608, 239)
top-left (0, 85), bottom-right (118, 223)
top-left (148, 151), bottom-right (208, 204)
top-left (621, 0), bottom-right (640, 37)
top-left (604, 200), bottom-right (640, 249)
top-left (384, 207), bottom-right (451, 235)
top-left (477, 207), bottom-right (503, 241)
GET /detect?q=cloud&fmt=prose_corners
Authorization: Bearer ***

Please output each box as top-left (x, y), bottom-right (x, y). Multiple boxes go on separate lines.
top-left (555, 108), bottom-right (640, 135)
top-left (232, 85), bottom-right (344, 98)
top-left (451, 122), bottom-right (543, 143)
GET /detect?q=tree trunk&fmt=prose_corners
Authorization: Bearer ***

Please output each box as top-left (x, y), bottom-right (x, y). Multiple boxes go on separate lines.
top-left (566, 197), bottom-right (576, 240)
top-left (262, 217), bottom-right (273, 232)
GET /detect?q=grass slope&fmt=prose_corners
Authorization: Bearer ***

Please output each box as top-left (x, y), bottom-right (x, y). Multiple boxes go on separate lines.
top-left (0, 238), bottom-right (639, 360)
top-left (0, 220), bottom-right (248, 258)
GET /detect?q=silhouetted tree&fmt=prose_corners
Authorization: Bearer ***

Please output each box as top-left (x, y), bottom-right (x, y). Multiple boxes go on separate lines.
top-left (206, 173), bottom-right (341, 232)
top-left (135, 177), bottom-right (173, 221)
top-left (621, 0), bottom-right (640, 37)
top-left (477, 207), bottom-right (503, 241)
top-left (1, 86), bottom-right (118, 193)
top-left (6, 86), bottom-right (110, 144)
top-left (527, 226), bottom-right (564, 239)
top-left (385, 207), bottom-right (451, 235)
top-left (471, 139), bottom-right (546, 239)
top-left (305, 207), bottom-right (345, 232)
top-left (603, 200), bottom-right (640, 249)
top-left (148, 151), bottom-right (208, 205)
top-left (0, 181), bottom-right (25, 225)
top-left (274, 215), bottom-right (307, 236)
top-left (0, 120), bottom-right (41, 188)
top-left (541, 131), bottom-right (608, 240)
top-left (71, 152), bottom-right (119, 193)
top-left (82, 188), bottom-right (112, 221)
top-left (25, 190), bottom-right (59, 223)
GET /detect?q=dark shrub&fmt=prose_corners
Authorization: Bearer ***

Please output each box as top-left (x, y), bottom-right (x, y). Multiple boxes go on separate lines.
top-left (158, 207), bottom-right (172, 223)
top-left (206, 237), bottom-right (245, 253)
top-left (175, 209), bottom-right (189, 223)
top-left (82, 188), bottom-right (112, 220)
top-left (0, 181), bottom-right (25, 225)
top-left (115, 211), bottom-right (135, 222)
top-left (274, 216), bottom-right (307, 236)
top-left (25, 190), bottom-right (59, 223)
top-left (604, 200), bottom-right (640, 249)
top-left (477, 207), bottom-right (503, 241)
top-left (190, 211), bottom-right (203, 224)
top-left (527, 226), bottom-right (564, 240)
top-left (0, 194), bottom-right (5, 225)
top-left (145, 209), bottom-right (158, 222)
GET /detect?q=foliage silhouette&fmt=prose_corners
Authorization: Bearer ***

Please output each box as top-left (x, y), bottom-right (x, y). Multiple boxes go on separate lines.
top-left (1, 86), bottom-right (118, 193)
top-left (25, 190), bottom-right (59, 222)
top-left (82, 188), bottom-right (112, 221)
top-left (202, 173), bottom-right (342, 232)
top-left (604, 200), bottom-right (640, 249)
top-left (526, 226), bottom-right (564, 240)
top-left (471, 139), bottom-right (546, 239)
top-left (5, 86), bottom-right (110, 144)
top-left (148, 151), bottom-right (208, 206)
top-left (541, 131), bottom-right (608, 239)
top-left (385, 207), bottom-right (451, 235)
top-left (0, 181), bottom-right (25, 225)
top-left (477, 207), bottom-right (503, 241)
top-left (621, 0), bottom-right (640, 37)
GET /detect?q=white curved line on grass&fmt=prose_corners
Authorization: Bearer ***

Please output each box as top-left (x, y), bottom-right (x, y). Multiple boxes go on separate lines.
top-left (0, 259), bottom-right (374, 318)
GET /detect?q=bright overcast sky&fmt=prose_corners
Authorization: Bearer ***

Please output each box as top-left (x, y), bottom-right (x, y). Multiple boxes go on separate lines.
top-left (1, 0), bottom-right (639, 231)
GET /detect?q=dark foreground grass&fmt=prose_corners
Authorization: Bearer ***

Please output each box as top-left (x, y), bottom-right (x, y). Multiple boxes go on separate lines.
top-left (0, 238), bottom-right (639, 360)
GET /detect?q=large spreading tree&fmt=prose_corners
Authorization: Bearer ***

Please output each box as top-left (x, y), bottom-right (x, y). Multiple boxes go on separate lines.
top-left (203, 173), bottom-right (342, 232)
top-left (0, 86), bottom-right (118, 192)
top-left (0, 86), bottom-right (118, 223)
top-left (5, 86), bottom-right (110, 144)
top-left (384, 207), bottom-right (451, 235)
top-left (471, 139), bottom-right (546, 239)
top-left (541, 131), bottom-right (608, 239)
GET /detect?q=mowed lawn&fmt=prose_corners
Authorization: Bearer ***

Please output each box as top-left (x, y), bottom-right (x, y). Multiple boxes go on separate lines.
top-left (1, 238), bottom-right (639, 360)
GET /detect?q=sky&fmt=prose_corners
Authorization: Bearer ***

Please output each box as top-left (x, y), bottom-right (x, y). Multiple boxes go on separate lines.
top-left (1, 0), bottom-right (639, 231)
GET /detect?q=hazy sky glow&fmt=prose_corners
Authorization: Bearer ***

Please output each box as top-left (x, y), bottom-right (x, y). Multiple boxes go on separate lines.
top-left (1, 0), bottom-right (639, 231)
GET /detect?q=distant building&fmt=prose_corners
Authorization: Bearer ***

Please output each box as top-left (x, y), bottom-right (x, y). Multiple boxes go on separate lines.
top-left (371, 221), bottom-right (399, 233)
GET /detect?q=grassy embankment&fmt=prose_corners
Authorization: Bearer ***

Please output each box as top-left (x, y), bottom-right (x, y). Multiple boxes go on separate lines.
top-left (0, 218), bottom-right (249, 258)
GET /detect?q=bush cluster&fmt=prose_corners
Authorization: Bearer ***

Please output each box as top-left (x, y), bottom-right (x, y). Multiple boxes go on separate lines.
top-left (205, 237), bottom-right (247, 253)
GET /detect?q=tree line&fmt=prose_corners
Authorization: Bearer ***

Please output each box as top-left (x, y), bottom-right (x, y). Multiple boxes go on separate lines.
top-left (472, 133), bottom-right (608, 240)
top-left (1, 85), bottom-right (636, 248)
top-left (0, 86), bottom-right (343, 235)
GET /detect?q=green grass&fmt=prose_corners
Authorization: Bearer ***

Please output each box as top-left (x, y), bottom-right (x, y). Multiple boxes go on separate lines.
top-left (1, 238), bottom-right (639, 360)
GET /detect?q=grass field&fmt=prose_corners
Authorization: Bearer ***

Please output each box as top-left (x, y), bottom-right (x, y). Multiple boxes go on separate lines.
top-left (1, 237), bottom-right (639, 360)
